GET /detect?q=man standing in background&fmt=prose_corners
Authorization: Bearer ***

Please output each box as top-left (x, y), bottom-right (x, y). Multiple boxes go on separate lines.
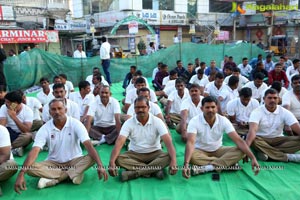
top-left (100, 36), bottom-right (112, 85)
top-left (73, 43), bottom-right (86, 58)
top-left (0, 44), bottom-right (7, 87)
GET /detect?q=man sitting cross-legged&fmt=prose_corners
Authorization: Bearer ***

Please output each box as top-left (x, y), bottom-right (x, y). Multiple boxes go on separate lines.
top-left (14, 98), bottom-right (108, 193)
top-left (108, 96), bottom-right (177, 182)
top-left (182, 96), bottom-right (259, 178)
top-left (246, 88), bottom-right (300, 162)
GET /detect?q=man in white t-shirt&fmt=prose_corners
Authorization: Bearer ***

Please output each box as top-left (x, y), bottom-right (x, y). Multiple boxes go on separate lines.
top-left (73, 43), bottom-right (86, 58)
top-left (123, 77), bottom-right (157, 113)
top-left (165, 79), bottom-right (189, 128)
top-left (227, 87), bottom-right (259, 136)
top-left (282, 75), bottom-right (300, 122)
top-left (0, 91), bottom-right (33, 157)
top-left (108, 96), bottom-right (177, 181)
top-left (126, 87), bottom-right (163, 121)
top-left (0, 125), bottom-right (18, 195)
top-left (85, 86), bottom-right (121, 145)
top-left (100, 36), bottom-right (111, 85)
top-left (14, 99), bottom-right (107, 193)
top-left (42, 83), bottom-right (80, 122)
top-left (37, 77), bottom-right (53, 106)
top-left (217, 75), bottom-right (239, 114)
top-left (189, 69), bottom-right (209, 95)
top-left (21, 91), bottom-right (43, 132)
top-left (247, 88), bottom-right (300, 162)
top-left (178, 84), bottom-right (203, 142)
top-left (59, 74), bottom-right (74, 97)
top-left (69, 81), bottom-right (94, 123)
top-left (238, 57), bottom-right (252, 78)
top-left (182, 96), bottom-right (259, 178)
top-left (243, 72), bottom-right (268, 102)
top-left (204, 72), bottom-right (225, 98)
top-left (224, 67), bottom-right (249, 91)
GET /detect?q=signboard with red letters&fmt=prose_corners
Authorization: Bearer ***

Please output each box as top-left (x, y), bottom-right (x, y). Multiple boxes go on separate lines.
top-left (0, 30), bottom-right (59, 43)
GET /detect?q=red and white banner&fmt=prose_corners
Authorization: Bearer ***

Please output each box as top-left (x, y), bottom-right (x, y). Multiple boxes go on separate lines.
top-left (0, 30), bottom-right (59, 43)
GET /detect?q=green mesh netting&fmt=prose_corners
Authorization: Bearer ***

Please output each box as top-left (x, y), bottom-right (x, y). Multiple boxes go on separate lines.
top-left (4, 42), bottom-right (265, 90)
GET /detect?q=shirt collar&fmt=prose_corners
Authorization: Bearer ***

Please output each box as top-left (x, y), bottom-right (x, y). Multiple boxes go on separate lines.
top-left (200, 113), bottom-right (219, 127)
top-left (51, 116), bottom-right (70, 131)
top-left (263, 105), bottom-right (279, 115)
top-left (134, 113), bottom-right (153, 126)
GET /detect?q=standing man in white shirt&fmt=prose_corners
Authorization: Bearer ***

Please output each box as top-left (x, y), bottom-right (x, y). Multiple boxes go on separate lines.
top-left (73, 43), bottom-right (87, 58)
top-left (0, 125), bottom-right (18, 196)
top-left (108, 96), bottom-right (177, 181)
top-left (246, 88), bottom-right (300, 162)
top-left (100, 36), bottom-right (112, 85)
top-left (182, 96), bottom-right (259, 178)
top-left (14, 98), bottom-right (107, 193)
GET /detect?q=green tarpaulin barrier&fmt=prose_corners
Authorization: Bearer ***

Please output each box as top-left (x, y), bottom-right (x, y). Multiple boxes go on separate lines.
top-left (4, 42), bottom-right (264, 91)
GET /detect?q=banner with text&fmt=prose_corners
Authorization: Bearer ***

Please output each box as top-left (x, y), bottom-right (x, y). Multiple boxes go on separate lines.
top-left (0, 30), bottom-right (59, 43)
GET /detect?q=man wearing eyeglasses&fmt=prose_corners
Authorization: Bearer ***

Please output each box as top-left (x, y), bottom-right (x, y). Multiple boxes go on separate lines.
top-left (108, 96), bottom-right (177, 182)
top-left (246, 88), bottom-right (300, 162)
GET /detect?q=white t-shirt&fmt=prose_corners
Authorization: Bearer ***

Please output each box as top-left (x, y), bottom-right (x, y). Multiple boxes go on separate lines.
top-left (286, 66), bottom-right (299, 81)
top-left (65, 81), bottom-right (74, 96)
top-left (204, 82), bottom-right (225, 98)
top-left (152, 67), bottom-right (159, 80)
top-left (42, 99), bottom-right (80, 122)
top-left (282, 90), bottom-right (300, 120)
top-left (0, 125), bottom-right (13, 159)
top-left (88, 96), bottom-right (120, 127)
top-left (69, 92), bottom-right (95, 117)
top-left (26, 97), bottom-right (42, 120)
top-left (189, 75), bottom-right (209, 87)
top-left (100, 42), bottom-right (111, 60)
top-left (33, 117), bottom-right (90, 163)
top-left (243, 81), bottom-right (268, 100)
top-left (162, 76), bottom-right (170, 86)
top-left (125, 77), bottom-right (150, 93)
top-left (180, 96), bottom-right (203, 123)
top-left (125, 88), bottom-right (157, 104)
top-left (168, 88), bottom-right (189, 114)
top-left (238, 63), bottom-right (252, 77)
top-left (163, 80), bottom-right (176, 96)
top-left (0, 104), bottom-right (33, 132)
top-left (187, 113), bottom-right (235, 152)
top-left (37, 89), bottom-right (54, 106)
top-left (227, 98), bottom-right (260, 122)
top-left (73, 50), bottom-right (87, 58)
top-left (218, 85), bottom-right (239, 113)
top-left (127, 101), bottom-right (161, 117)
top-left (224, 75), bottom-right (249, 91)
top-left (249, 105), bottom-right (298, 138)
top-left (120, 114), bottom-right (168, 153)
top-left (260, 86), bottom-right (287, 104)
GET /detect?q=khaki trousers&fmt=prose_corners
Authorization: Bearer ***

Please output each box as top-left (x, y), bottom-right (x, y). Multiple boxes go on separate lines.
top-left (0, 160), bottom-right (18, 181)
top-left (252, 136), bottom-right (300, 162)
top-left (190, 147), bottom-right (244, 167)
top-left (232, 123), bottom-right (249, 135)
top-left (12, 133), bottom-right (32, 149)
top-left (116, 150), bottom-right (170, 176)
top-left (169, 113), bottom-right (181, 125)
top-left (31, 120), bottom-right (43, 132)
top-left (27, 155), bottom-right (95, 183)
top-left (89, 125), bottom-right (118, 144)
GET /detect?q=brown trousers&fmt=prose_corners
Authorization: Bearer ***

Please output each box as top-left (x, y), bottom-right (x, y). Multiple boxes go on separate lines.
top-left (31, 120), bottom-right (43, 132)
top-left (27, 155), bottom-right (95, 183)
top-left (169, 113), bottom-right (181, 125)
top-left (89, 125), bottom-right (118, 144)
top-left (0, 160), bottom-right (18, 181)
top-left (116, 150), bottom-right (170, 176)
top-left (190, 147), bottom-right (244, 167)
top-left (12, 133), bottom-right (32, 149)
top-left (232, 123), bottom-right (249, 135)
top-left (252, 136), bottom-right (300, 162)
